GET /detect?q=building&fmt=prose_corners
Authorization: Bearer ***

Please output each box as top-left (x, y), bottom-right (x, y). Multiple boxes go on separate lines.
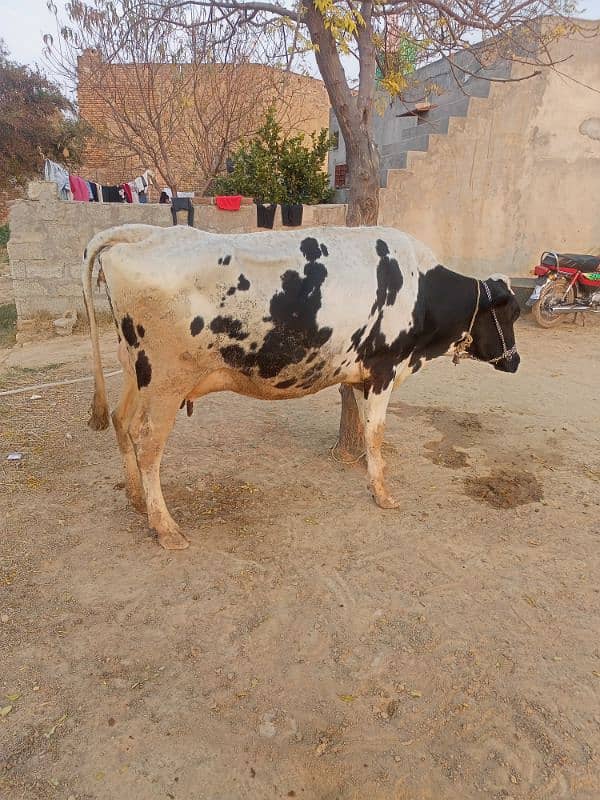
top-left (330, 20), bottom-right (600, 277)
top-left (77, 50), bottom-right (331, 196)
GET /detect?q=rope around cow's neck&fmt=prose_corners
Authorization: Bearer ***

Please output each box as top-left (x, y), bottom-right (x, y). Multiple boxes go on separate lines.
top-left (452, 279), bottom-right (481, 365)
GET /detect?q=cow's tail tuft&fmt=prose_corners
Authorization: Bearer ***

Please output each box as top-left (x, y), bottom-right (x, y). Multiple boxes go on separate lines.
top-left (82, 224), bottom-right (155, 431)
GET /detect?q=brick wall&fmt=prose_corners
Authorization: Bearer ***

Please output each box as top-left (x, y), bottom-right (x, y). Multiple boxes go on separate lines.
top-left (77, 51), bottom-right (331, 196)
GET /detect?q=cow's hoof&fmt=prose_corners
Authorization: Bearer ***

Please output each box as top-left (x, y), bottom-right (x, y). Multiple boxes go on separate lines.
top-left (370, 483), bottom-right (400, 509)
top-left (158, 528), bottom-right (190, 550)
top-left (375, 495), bottom-right (400, 510)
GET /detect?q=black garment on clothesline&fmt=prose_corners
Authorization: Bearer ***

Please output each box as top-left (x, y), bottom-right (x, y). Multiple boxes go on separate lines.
top-left (101, 185), bottom-right (123, 203)
top-left (171, 197), bottom-right (194, 227)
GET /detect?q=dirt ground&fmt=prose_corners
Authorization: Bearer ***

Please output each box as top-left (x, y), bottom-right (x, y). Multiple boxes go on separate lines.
top-left (1, 315), bottom-right (600, 800)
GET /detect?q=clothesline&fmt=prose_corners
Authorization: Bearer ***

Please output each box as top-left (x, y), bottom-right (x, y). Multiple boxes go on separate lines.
top-left (44, 159), bottom-right (156, 205)
top-left (43, 159), bottom-right (245, 213)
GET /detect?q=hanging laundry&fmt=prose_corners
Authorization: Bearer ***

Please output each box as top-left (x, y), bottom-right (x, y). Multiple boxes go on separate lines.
top-left (127, 182), bottom-right (139, 203)
top-left (121, 183), bottom-right (133, 203)
top-left (215, 195), bottom-right (242, 211)
top-left (69, 175), bottom-right (91, 202)
top-left (44, 159), bottom-right (71, 200)
top-left (101, 186), bottom-right (124, 203)
top-left (86, 181), bottom-right (98, 202)
top-left (171, 197), bottom-right (194, 226)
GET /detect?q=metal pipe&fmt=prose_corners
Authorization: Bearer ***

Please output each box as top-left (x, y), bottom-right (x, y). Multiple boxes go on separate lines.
top-left (548, 304), bottom-right (600, 313)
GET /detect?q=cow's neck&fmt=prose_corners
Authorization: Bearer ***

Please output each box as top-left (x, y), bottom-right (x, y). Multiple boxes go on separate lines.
top-left (414, 265), bottom-right (479, 360)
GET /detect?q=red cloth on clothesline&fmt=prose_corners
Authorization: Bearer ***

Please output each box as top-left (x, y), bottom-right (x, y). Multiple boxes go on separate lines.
top-left (69, 175), bottom-right (90, 202)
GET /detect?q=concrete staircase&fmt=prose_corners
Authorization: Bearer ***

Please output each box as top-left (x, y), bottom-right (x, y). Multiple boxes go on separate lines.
top-left (381, 93), bottom-right (502, 191)
top-left (376, 54), bottom-right (510, 188)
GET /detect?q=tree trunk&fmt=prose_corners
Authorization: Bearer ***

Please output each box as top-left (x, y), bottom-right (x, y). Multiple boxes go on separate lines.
top-left (345, 135), bottom-right (380, 227)
top-left (300, 0), bottom-right (379, 456)
top-left (337, 384), bottom-right (365, 461)
top-left (336, 132), bottom-right (380, 457)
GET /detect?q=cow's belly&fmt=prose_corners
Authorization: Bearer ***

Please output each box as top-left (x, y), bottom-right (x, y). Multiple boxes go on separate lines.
top-left (187, 360), bottom-right (363, 401)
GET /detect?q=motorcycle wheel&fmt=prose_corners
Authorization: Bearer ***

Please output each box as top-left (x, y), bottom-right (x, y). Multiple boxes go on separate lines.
top-left (531, 278), bottom-right (575, 328)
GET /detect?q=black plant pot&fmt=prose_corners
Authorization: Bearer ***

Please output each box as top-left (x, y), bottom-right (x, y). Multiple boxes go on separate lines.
top-left (256, 202), bottom-right (277, 229)
top-left (281, 203), bottom-right (303, 227)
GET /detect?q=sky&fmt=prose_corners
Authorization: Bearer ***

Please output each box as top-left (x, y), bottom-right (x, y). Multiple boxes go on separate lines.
top-left (2, 0), bottom-right (600, 74)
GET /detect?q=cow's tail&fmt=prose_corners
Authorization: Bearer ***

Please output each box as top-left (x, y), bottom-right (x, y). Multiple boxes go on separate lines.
top-left (82, 224), bottom-right (155, 431)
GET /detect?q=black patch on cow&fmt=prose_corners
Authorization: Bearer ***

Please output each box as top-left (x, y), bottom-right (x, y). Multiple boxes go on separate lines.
top-left (136, 324), bottom-right (145, 338)
top-left (135, 350), bottom-right (152, 388)
top-left (227, 287), bottom-right (237, 296)
top-left (250, 342), bottom-right (258, 350)
top-left (350, 260), bottom-right (507, 394)
top-left (217, 238), bottom-right (333, 380)
top-left (211, 315), bottom-right (249, 341)
top-left (237, 274), bottom-right (250, 291)
top-left (275, 378), bottom-right (296, 389)
top-left (190, 316), bottom-right (204, 336)
top-left (121, 315), bottom-right (139, 348)
top-left (219, 344), bottom-right (246, 369)
top-left (349, 325), bottom-right (366, 352)
top-left (320, 243), bottom-right (329, 257)
top-left (218, 254), bottom-right (231, 266)
top-left (300, 237), bottom-right (322, 262)
top-left (372, 240), bottom-right (403, 315)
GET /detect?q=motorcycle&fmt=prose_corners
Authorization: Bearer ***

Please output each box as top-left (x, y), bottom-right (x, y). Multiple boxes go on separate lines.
top-left (527, 251), bottom-right (600, 328)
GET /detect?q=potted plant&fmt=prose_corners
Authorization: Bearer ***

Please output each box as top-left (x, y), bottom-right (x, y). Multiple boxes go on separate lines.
top-left (278, 129), bottom-right (334, 227)
top-left (213, 110), bottom-right (333, 229)
top-left (213, 110), bottom-right (282, 229)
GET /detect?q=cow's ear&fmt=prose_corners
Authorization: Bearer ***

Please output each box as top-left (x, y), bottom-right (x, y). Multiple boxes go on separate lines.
top-left (481, 277), bottom-right (512, 310)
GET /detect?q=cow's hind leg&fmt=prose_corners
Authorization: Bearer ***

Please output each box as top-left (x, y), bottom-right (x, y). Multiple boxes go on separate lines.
top-left (363, 383), bottom-right (399, 509)
top-left (112, 372), bottom-right (145, 513)
top-left (131, 392), bottom-right (189, 550)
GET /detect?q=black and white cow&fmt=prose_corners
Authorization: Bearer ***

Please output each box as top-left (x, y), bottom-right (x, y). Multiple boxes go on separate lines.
top-left (83, 223), bottom-right (520, 549)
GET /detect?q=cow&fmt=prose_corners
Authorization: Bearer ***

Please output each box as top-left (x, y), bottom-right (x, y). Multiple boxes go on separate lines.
top-left (82, 224), bottom-right (520, 550)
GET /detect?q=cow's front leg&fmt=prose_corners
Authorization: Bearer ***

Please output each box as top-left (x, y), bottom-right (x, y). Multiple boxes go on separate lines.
top-left (131, 393), bottom-right (189, 550)
top-left (363, 383), bottom-right (399, 509)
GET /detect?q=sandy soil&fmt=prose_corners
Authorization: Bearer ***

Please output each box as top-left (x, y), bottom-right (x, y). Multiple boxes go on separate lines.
top-left (1, 316), bottom-right (600, 800)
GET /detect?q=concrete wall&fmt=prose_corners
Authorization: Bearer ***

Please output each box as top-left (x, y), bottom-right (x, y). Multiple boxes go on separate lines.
top-left (329, 47), bottom-right (511, 198)
top-left (8, 182), bottom-right (346, 323)
top-left (378, 22), bottom-right (600, 278)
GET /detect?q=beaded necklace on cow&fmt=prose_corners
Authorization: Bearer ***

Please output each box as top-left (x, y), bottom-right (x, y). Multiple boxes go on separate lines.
top-left (452, 280), bottom-right (518, 366)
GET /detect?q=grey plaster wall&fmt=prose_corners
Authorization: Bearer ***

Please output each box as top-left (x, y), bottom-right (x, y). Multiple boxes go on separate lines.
top-left (329, 49), bottom-right (511, 200)
top-left (8, 182), bottom-right (346, 323)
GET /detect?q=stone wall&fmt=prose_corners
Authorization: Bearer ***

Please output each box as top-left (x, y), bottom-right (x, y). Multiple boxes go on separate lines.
top-left (8, 182), bottom-right (346, 326)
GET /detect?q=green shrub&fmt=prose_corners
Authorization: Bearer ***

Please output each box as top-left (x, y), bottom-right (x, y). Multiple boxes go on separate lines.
top-left (0, 224), bottom-right (9, 248)
top-left (213, 109), bottom-right (334, 205)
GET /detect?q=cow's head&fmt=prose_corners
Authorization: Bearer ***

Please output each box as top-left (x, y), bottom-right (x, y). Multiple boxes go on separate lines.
top-left (468, 276), bottom-right (521, 373)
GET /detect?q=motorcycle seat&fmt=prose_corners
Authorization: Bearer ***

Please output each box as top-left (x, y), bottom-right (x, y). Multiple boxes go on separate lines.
top-left (541, 252), bottom-right (600, 270)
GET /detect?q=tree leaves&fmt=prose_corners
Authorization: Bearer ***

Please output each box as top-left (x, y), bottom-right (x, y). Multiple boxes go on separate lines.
top-left (213, 108), bottom-right (334, 204)
top-left (0, 43), bottom-right (88, 191)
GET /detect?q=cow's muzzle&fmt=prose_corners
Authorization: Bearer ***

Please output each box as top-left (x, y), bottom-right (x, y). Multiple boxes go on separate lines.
top-left (493, 351), bottom-right (520, 373)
